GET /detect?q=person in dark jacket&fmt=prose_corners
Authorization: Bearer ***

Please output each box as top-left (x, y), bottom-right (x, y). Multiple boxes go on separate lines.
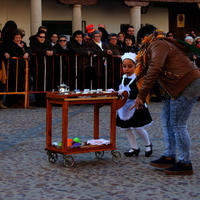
top-left (107, 33), bottom-right (123, 56)
top-left (69, 30), bottom-right (94, 90)
top-left (106, 33), bottom-right (123, 88)
top-left (53, 35), bottom-right (70, 55)
top-left (0, 20), bottom-right (18, 108)
top-left (117, 31), bottom-right (126, 51)
top-left (0, 41), bottom-right (7, 109)
top-left (5, 29), bottom-right (31, 108)
top-left (30, 30), bottom-right (54, 107)
top-left (122, 35), bottom-right (139, 54)
top-left (69, 30), bottom-right (93, 57)
top-left (53, 35), bottom-right (71, 89)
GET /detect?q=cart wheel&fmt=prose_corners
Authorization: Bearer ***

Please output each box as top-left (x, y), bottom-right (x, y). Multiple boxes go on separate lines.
top-left (111, 151), bottom-right (121, 163)
top-left (47, 151), bottom-right (58, 163)
top-left (63, 155), bottom-right (74, 167)
top-left (95, 151), bottom-right (104, 159)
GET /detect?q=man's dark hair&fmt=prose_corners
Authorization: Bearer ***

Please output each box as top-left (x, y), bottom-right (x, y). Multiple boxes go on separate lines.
top-left (137, 24), bottom-right (157, 44)
top-left (36, 30), bottom-right (46, 37)
top-left (50, 33), bottom-right (59, 37)
top-left (59, 35), bottom-right (67, 39)
top-left (126, 25), bottom-right (134, 32)
top-left (72, 30), bottom-right (84, 40)
top-left (38, 26), bottom-right (47, 31)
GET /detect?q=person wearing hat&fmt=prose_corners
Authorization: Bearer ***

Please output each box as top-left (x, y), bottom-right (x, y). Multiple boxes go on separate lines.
top-left (116, 52), bottom-right (153, 157)
top-left (85, 24), bottom-right (96, 34)
top-left (184, 36), bottom-right (194, 45)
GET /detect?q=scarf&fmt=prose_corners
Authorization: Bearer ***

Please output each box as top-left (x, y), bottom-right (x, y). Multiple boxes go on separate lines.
top-left (134, 30), bottom-right (165, 103)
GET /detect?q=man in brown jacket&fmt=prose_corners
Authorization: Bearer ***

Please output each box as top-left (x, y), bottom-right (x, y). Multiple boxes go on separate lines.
top-left (133, 24), bottom-right (200, 175)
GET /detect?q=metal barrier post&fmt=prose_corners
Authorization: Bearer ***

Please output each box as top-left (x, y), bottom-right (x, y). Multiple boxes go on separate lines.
top-left (75, 55), bottom-right (78, 90)
top-left (104, 57), bottom-right (107, 90)
top-left (44, 56), bottom-right (47, 91)
top-left (15, 59), bottom-right (19, 92)
top-left (6, 60), bottom-right (9, 92)
top-left (90, 56), bottom-right (93, 89)
top-left (60, 55), bottom-right (63, 85)
top-left (24, 59), bottom-right (29, 108)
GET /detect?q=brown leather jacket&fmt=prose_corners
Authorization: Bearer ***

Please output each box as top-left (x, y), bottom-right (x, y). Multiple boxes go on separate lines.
top-left (137, 38), bottom-right (200, 101)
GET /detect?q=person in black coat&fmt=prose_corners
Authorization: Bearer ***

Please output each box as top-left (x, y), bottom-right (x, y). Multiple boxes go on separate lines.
top-left (30, 30), bottom-right (54, 107)
top-left (53, 35), bottom-right (70, 55)
top-left (5, 29), bottom-right (31, 108)
top-left (53, 35), bottom-right (71, 89)
top-left (1, 21), bottom-right (18, 108)
top-left (68, 30), bottom-right (94, 90)
top-left (0, 42), bottom-right (7, 109)
top-left (122, 35), bottom-right (139, 54)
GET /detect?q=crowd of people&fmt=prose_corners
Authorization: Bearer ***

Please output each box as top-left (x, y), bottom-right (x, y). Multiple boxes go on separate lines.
top-left (0, 20), bottom-right (200, 109)
top-left (0, 22), bottom-right (142, 108)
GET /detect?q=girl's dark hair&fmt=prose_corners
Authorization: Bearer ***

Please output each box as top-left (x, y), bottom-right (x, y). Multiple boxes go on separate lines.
top-left (125, 35), bottom-right (134, 45)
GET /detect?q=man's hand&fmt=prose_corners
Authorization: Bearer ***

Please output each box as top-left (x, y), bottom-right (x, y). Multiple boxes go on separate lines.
top-left (107, 50), bottom-right (113, 55)
top-left (130, 97), bottom-right (144, 110)
top-left (46, 50), bottom-right (53, 56)
top-left (5, 52), bottom-right (10, 59)
top-left (23, 53), bottom-right (29, 59)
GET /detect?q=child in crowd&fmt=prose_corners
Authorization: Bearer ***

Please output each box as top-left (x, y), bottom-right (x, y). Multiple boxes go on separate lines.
top-left (116, 52), bottom-right (153, 157)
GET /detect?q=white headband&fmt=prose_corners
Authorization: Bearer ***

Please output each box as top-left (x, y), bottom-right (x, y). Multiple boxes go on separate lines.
top-left (121, 52), bottom-right (137, 63)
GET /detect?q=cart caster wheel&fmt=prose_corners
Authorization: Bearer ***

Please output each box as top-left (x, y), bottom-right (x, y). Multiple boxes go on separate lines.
top-left (47, 151), bottom-right (58, 163)
top-left (111, 151), bottom-right (121, 163)
top-left (95, 151), bottom-right (104, 159)
top-left (63, 155), bottom-right (74, 167)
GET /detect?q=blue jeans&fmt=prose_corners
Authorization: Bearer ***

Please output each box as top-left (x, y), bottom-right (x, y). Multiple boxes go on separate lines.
top-left (161, 95), bottom-right (198, 164)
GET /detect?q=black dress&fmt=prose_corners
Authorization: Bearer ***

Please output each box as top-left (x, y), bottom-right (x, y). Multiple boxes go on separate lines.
top-left (116, 75), bottom-right (152, 128)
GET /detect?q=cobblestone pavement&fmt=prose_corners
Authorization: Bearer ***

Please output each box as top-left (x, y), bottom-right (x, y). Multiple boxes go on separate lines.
top-left (0, 101), bottom-right (200, 200)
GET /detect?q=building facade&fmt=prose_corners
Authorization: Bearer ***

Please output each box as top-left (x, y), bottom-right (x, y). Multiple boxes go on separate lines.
top-left (0, 0), bottom-right (200, 43)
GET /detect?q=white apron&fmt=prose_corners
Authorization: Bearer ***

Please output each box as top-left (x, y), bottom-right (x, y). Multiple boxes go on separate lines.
top-left (118, 74), bottom-right (136, 120)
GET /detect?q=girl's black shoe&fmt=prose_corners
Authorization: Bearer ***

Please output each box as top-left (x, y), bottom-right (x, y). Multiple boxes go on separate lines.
top-left (145, 143), bottom-right (153, 157)
top-left (124, 148), bottom-right (140, 157)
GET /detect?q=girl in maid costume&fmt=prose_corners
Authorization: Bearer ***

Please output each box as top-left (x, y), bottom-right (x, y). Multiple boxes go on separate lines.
top-left (116, 52), bottom-right (153, 157)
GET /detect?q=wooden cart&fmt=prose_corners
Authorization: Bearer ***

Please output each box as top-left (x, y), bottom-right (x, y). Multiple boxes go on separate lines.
top-left (45, 91), bottom-right (128, 167)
